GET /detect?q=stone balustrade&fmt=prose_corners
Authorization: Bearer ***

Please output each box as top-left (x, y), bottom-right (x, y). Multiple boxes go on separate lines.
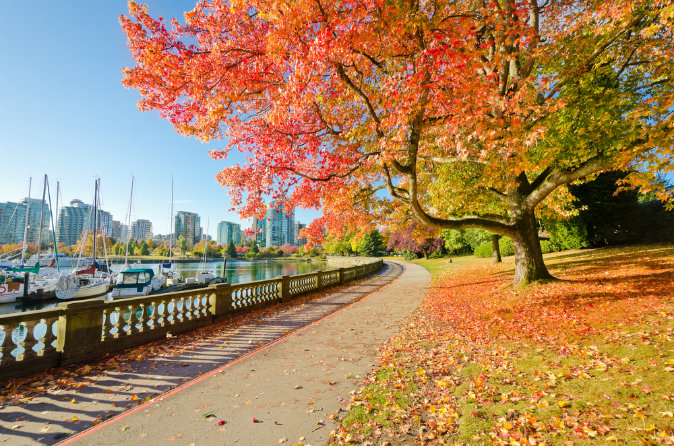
top-left (0, 259), bottom-right (383, 381)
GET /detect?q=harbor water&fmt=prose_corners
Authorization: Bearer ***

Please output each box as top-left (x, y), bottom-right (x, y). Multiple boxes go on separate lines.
top-left (0, 259), bottom-right (329, 316)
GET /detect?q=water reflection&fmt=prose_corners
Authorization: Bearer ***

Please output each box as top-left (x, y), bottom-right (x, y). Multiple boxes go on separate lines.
top-left (0, 260), bottom-right (328, 315)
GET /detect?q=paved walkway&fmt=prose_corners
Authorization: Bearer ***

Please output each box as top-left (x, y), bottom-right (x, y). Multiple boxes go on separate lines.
top-left (0, 261), bottom-right (430, 446)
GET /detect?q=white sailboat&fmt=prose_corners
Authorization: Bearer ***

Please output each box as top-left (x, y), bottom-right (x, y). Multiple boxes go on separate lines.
top-left (110, 177), bottom-right (166, 298)
top-left (0, 176), bottom-right (60, 302)
top-left (164, 177), bottom-right (182, 286)
top-left (186, 218), bottom-right (214, 284)
top-left (56, 179), bottom-right (112, 300)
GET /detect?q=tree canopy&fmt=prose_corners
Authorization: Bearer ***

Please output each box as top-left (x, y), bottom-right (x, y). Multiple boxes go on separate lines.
top-left (122, 0), bottom-right (674, 284)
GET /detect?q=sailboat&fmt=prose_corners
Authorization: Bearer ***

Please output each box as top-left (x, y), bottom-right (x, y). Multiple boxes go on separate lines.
top-left (110, 177), bottom-right (165, 297)
top-left (186, 218), bottom-right (214, 284)
top-left (55, 179), bottom-right (112, 300)
top-left (164, 177), bottom-right (183, 286)
top-left (0, 175), bottom-right (60, 302)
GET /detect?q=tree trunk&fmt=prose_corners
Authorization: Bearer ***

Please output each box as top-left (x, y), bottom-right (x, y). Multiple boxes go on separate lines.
top-left (491, 234), bottom-right (502, 263)
top-left (511, 210), bottom-right (553, 286)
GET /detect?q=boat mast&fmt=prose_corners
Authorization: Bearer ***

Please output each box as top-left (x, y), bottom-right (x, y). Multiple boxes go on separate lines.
top-left (203, 217), bottom-right (209, 266)
top-left (47, 178), bottom-right (60, 271)
top-left (170, 177), bottom-right (174, 263)
top-left (123, 176), bottom-right (134, 268)
top-left (55, 181), bottom-right (60, 244)
top-left (92, 179), bottom-right (99, 266)
top-left (20, 177), bottom-right (32, 265)
top-left (36, 174), bottom-right (47, 266)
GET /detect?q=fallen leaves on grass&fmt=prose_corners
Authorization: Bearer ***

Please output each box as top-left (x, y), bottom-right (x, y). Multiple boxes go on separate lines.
top-left (333, 245), bottom-right (674, 446)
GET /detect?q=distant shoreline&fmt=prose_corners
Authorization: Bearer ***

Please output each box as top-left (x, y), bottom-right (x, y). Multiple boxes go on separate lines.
top-left (104, 256), bottom-right (315, 264)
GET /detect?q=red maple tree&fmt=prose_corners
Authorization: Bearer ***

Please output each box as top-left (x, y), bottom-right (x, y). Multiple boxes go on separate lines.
top-left (121, 0), bottom-right (673, 285)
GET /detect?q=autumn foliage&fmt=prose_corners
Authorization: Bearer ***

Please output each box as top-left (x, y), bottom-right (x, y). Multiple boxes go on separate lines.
top-left (121, 0), bottom-right (674, 284)
top-left (333, 245), bottom-right (674, 445)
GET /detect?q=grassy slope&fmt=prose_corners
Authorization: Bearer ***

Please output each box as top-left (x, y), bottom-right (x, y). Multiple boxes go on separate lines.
top-left (333, 246), bottom-right (674, 446)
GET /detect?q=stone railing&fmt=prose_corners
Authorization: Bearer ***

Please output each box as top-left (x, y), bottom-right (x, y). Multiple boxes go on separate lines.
top-left (0, 259), bottom-right (383, 381)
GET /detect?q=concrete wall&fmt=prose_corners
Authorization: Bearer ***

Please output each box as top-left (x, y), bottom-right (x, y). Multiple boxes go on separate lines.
top-left (0, 259), bottom-right (383, 381)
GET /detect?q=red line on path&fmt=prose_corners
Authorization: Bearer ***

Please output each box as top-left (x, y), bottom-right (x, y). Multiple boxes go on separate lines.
top-left (57, 267), bottom-right (400, 446)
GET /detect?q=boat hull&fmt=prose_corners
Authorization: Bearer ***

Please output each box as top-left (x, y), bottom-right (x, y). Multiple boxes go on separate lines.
top-left (56, 277), bottom-right (111, 300)
top-left (0, 279), bottom-right (59, 303)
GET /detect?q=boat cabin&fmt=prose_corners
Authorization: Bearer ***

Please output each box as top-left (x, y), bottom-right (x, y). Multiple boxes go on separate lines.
top-left (115, 268), bottom-right (155, 292)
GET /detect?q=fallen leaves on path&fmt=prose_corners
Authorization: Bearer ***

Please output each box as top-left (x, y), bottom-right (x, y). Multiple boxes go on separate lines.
top-left (333, 245), bottom-right (674, 445)
top-left (0, 282), bottom-right (357, 406)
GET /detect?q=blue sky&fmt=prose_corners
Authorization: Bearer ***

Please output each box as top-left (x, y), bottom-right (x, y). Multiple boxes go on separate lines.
top-left (0, 0), bottom-right (321, 237)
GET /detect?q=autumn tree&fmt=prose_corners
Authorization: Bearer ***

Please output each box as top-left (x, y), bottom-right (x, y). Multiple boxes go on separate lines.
top-left (388, 222), bottom-right (445, 259)
top-left (122, 0), bottom-right (674, 285)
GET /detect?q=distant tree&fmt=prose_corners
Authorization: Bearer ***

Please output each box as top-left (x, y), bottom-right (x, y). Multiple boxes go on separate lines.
top-left (226, 240), bottom-right (237, 258)
top-left (177, 235), bottom-right (188, 255)
top-left (136, 242), bottom-right (150, 256)
top-left (76, 233), bottom-right (114, 257)
top-left (356, 230), bottom-right (384, 257)
top-left (250, 240), bottom-right (259, 254)
top-left (322, 232), bottom-right (354, 256)
top-left (544, 171), bottom-right (674, 249)
top-left (146, 238), bottom-right (155, 251)
top-left (442, 229), bottom-right (493, 255)
top-left (388, 224), bottom-right (444, 259)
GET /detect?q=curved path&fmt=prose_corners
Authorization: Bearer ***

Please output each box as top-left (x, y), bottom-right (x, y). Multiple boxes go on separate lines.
top-left (0, 261), bottom-right (430, 446)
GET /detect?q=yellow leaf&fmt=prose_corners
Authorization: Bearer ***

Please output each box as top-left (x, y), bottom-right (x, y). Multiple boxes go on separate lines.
top-left (70, 399), bottom-right (77, 404)
top-left (131, 395), bottom-right (138, 401)
top-left (557, 401), bottom-right (572, 408)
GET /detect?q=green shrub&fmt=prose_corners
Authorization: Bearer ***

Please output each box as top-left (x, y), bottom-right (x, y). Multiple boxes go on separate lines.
top-left (543, 218), bottom-right (589, 251)
top-left (474, 237), bottom-right (514, 258)
top-left (473, 243), bottom-right (492, 258)
top-left (428, 248), bottom-right (445, 259)
top-left (540, 240), bottom-right (557, 254)
top-left (401, 250), bottom-right (418, 261)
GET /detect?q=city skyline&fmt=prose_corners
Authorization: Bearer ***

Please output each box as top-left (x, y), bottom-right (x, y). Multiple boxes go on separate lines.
top-left (0, 192), bottom-right (310, 247)
top-left (0, 1), bottom-right (321, 238)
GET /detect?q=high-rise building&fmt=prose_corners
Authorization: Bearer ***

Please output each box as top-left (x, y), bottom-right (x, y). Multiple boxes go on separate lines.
top-left (0, 198), bottom-right (50, 245)
top-left (131, 219), bottom-right (152, 241)
top-left (251, 216), bottom-right (266, 246)
top-left (111, 220), bottom-right (122, 241)
top-left (120, 224), bottom-right (129, 243)
top-left (294, 221), bottom-right (307, 246)
top-left (56, 199), bottom-right (113, 247)
top-left (264, 204), bottom-right (295, 247)
top-left (217, 221), bottom-right (242, 245)
top-left (98, 211), bottom-right (113, 237)
top-left (175, 211), bottom-right (201, 245)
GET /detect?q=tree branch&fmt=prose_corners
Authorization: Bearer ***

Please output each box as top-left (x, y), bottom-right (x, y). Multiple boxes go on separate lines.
top-left (335, 64), bottom-right (383, 138)
top-left (277, 163), bottom-right (362, 182)
top-left (523, 156), bottom-right (615, 209)
top-left (418, 155), bottom-right (487, 165)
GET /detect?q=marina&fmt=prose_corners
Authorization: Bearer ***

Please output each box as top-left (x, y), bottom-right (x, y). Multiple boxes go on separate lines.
top-left (0, 259), bottom-right (328, 315)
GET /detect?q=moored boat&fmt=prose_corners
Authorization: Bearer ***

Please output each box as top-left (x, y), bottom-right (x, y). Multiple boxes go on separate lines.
top-left (55, 178), bottom-right (113, 301)
top-left (110, 268), bottom-right (165, 297)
